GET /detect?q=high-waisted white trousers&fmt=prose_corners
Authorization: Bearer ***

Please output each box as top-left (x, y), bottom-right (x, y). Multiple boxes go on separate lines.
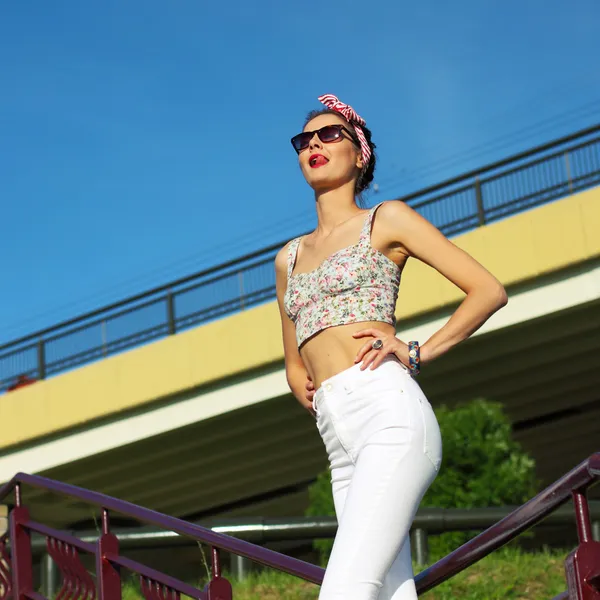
top-left (313, 355), bottom-right (442, 600)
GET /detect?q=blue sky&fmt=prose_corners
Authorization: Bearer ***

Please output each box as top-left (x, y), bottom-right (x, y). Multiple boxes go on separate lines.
top-left (1, 0), bottom-right (599, 341)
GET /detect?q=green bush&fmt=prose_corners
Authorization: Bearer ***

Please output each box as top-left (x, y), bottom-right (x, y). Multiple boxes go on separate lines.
top-left (420, 398), bottom-right (538, 557)
top-left (305, 398), bottom-right (538, 564)
top-left (305, 468), bottom-right (339, 566)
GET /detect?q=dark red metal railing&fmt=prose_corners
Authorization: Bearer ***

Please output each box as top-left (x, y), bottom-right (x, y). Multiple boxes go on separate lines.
top-left (0, 472), bottom-right (323, 600)
top-left (1, 453), bottom-right (599, 599)
top-left (415, 453), bottom-right (600, 598)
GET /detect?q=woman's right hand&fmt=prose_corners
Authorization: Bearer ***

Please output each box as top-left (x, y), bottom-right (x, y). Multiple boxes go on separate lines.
top-left (305, 375), bottom-right (316, 402)
top-left (304, 375), bottom-right (316, 416)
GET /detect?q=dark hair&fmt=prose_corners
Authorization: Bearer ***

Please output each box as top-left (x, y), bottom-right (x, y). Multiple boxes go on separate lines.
top-left (304, 108), bottom-right (377, 197)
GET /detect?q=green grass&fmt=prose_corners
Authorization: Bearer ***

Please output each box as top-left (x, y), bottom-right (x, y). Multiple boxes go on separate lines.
top-left (118, 547), bottom-right (569, 599)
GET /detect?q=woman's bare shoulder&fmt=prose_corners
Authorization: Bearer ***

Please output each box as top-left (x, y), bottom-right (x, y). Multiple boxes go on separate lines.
top-left (274, 239), bottom-right (297, 274)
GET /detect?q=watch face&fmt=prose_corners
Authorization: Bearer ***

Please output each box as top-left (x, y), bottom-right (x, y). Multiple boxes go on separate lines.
top-left (409, 349), bottom-right (417, 358)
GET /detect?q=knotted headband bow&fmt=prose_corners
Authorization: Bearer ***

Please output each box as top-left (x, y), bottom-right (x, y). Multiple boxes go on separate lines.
top-left (318, 93), bottom-right (372, 167)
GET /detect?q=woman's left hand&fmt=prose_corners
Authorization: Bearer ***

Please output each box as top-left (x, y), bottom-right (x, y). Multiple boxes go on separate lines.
top-left (353, 328), bottom-right (410, 370)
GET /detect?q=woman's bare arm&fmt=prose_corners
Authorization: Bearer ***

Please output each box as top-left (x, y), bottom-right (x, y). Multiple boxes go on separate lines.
top-left (378, 201), bottom-right (508, 363)
top-left (275, 246), bottom-right (315, 414)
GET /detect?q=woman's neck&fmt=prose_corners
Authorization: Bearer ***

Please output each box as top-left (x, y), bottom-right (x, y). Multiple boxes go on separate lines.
top-left (314, 183), bottom-right (362, 236)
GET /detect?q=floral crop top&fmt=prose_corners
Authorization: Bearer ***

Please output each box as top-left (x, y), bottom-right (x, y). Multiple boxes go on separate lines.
top-left (283, 202), bottom-right (401, 348)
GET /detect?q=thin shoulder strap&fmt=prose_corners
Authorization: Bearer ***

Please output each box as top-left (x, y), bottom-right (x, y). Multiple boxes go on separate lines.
top-left (286, 237), bottom-right (302, 278)
top-left (359, 201), bottom-right (386, 245)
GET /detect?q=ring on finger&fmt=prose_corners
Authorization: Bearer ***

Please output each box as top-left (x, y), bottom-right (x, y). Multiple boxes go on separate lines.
top-left (372, 339), bottom-right (384, 350)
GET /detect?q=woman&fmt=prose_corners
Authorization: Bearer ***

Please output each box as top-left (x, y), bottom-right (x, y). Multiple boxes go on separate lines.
top-left (274, 94), bottom-right (508, 600)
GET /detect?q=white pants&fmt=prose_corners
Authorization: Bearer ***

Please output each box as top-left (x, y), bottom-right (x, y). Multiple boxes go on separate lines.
top-left (313, 355), bottom-right (442, 600)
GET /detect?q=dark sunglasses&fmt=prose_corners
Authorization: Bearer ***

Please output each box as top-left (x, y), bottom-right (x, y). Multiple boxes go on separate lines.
top-left (290, 124), bottom-right (359, 154)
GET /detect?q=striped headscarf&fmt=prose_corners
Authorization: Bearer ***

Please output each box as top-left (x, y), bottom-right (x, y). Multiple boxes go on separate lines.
top-left (318, 93), bottom-right (372, 166)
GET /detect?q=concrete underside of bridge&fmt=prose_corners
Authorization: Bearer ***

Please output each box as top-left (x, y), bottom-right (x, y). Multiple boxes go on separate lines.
top-left (8, 259), bottom-right (600, 534)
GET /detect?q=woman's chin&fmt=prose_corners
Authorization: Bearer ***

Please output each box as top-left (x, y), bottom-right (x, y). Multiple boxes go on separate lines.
top-left (306, 173), bottom-right (352, 193)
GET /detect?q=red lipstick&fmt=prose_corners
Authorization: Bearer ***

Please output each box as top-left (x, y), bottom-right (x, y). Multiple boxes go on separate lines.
top-left (309, 153), bottom-right (329, 168)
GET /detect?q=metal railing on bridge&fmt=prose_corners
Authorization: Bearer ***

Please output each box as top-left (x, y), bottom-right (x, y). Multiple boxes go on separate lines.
top-left (0, 454), bottom-right (599, 598)
top-left (1, 124), bottom-right (599, 392)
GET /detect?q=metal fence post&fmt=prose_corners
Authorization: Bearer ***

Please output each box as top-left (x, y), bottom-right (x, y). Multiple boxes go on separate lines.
top-left (564, 151), bottom-right (573, 193)
top-left (231, 554), bottom-right (250, 581)
top-left (166, 291), bottom-right (176, 335)
top-left (10, 496), bottom-right (34, 600)
top-left (474, 177), bottom-right (485, 226)
top-left (96, 509), bottom-right (122, 600)
top-left (206, 546), bottom-right (232, 600)
top-left (101, 320), bottom-right (108, 357)
top-left (41, 552), bottom-right (59, 598)
top-left (573, 490), bottom-right (593, 544)
top-left (238, 272), bottom-right (245, 311)
top-left (37, 339), bottom-right (46, 380)
top-left (564, 490), bottom-right (600, 599)
top-left (411, 528), bottom-right (429, 566)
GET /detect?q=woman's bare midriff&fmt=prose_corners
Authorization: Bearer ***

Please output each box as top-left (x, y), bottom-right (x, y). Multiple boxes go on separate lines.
top-left (299, 320), bottom-right (397, 390)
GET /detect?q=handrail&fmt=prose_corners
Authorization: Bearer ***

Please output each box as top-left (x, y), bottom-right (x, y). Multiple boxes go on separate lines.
top-left (1, 454), bottom-right (600, 598)
top-left (3, 501), bottom-right (600, 597)
top-left (0, 243), bottom-right (282, 353)
top-left (0, 472), bottom-right (324, 585)
top-left (1, 123), bottom-right (599, 391)
top-left (415, 452), bottom-right (600, 595)
top-left (399, 123), bottom-right (600, 203)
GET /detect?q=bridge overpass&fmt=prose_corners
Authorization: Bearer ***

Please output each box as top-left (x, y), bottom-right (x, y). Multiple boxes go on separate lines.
top-left (0, 126), bottom-right (599, 533)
